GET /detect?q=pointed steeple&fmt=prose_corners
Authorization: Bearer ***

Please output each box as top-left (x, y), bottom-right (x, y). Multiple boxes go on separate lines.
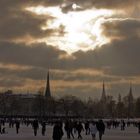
top-left (129, 83), bottom-right (132, 94)
top-left (101, 81), bottom-right (106, 101)
top-left (45, 71), bottom-right (51, 98)
top-left (128, 83), bottom-right (133, 100)
top-left (127, 83), bottom-right (134, 118)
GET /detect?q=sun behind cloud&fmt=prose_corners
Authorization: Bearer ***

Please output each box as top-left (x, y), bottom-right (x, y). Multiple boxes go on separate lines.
top-left (26, 5), bottom-right (114, 54)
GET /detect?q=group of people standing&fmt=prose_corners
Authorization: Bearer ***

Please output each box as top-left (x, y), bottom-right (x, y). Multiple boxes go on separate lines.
top-left (0, 118), bottom-right (105, 140)
top-left (0, 118), bottom-right (140, 140)
top-left (88, 120), bottom-right (105, 140)
top-left (53, 120), bottom-right (105, 140)
top-left (0, 120), bottom-right (20, 134)
top-left (32, 120), bottom-right (47, 136)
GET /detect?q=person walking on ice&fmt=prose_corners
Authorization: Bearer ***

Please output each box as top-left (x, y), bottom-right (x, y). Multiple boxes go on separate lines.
top-left (90, 121), bottom-right (97, 140)
top-left (32, 120), bottom-right (39, 136)
top-left (96, 120), bottom-right (105, 140)
top-left (53, 121), bottom-right (64, 140)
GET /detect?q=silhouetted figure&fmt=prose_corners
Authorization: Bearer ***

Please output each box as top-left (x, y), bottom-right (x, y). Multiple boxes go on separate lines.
top-left (85, 121), bottom-right (90, 135)
top-left (53, 122), bottom-right (64, 140)
top-left (64, 120), bottom-right (74, 139)
top-left (15, 121), bottom-right (20, 134)
top-left (1, 120), bottom-right (5, 126)
top-left (96, 120), bottom-right (105, 140)
top-left (9, 120), bottom-right (14, 128)
top-left (41, 121), bottom-right (46, 136)
top-left (0, 123), bottom-right (1, 134)
top-left (65, 121), bottom-right (70, 139)
top-left (32, 120), bottom-right (39, 136)
top-left (1, 127), bottom-right (6, 134)
top-left (9, 119), bottom-right (14, 128)
top-left (69, 121), bottom-right (75, 139)
top-left (90, 121), bottom-right (97, 140)
top-left (138, 122), bottom-right (140, 134)
top-left (120, 120), bottom-right (125, 130)
top-left (73, 121), bottom-right (77, 134)
top-left (76, 122), bottom-right (83, 139)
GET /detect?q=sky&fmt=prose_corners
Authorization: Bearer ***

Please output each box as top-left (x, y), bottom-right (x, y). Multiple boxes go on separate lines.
top-left (0, 0), bottom-right (140, 99)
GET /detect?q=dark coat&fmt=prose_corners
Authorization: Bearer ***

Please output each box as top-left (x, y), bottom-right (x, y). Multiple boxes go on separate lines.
top-left (138, 122), bottom-right (140, 129)
top-left (32, 120), bottom-right (39, 130)
top-left (76, 123), bottom-right (83, 132)
top-left (96, 121), bottom-right (105, 132)
top-left (16, 121), bottom-right (20, 129)
top-left (53, 124), bottom-right (63, 140)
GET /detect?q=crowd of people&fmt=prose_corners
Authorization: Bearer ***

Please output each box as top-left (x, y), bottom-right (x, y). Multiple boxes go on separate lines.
top-left (0, 118), bottom-right (140, 140)
top-left (53, 120), bottom-right (105, 140)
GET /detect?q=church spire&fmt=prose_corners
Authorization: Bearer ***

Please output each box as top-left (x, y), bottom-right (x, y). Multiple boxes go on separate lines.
top-left (128, 83), bottom-right (133, 99)
top-left (129, 83), bottom-right (132, 94)
top-left (101, 81), bottom-right (106, 101)
top-left (45, 70), bottom-right (51, 98)
top-left (127, 83), bottom-right (134, 118)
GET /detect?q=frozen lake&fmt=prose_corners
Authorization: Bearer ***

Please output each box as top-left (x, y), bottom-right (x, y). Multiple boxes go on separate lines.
top-left (0, 124), bottom-right (140, 140)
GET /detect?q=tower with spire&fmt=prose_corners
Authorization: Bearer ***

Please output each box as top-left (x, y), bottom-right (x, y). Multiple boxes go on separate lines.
top-left (127, 83), bottom-right (134, 118)
top-left (128, 83), bottom-right (134, 104)
top-left (128, 83), bottom-right (133, 98)
top-left (100, 81), bottom-right (106, 102)
top-left (45, 71), bottom-right (51, 98)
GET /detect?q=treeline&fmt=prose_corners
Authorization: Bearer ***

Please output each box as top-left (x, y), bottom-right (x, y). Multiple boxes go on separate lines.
top-left (0, 92), bottom-right (140, 118)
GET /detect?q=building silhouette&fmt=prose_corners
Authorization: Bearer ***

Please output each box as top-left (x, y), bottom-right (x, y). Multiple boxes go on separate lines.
top-left (100, 81), bottom-right (106, 102)
top-left (128, 83), bottom-right (133, 99)
top-left (127, 83), bottom-right (134, 118)
top-left (45, 71), bottom-right (51, 98)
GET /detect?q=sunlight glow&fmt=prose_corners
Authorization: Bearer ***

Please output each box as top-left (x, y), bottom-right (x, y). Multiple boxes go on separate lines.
top-left (26, 6), bottom-right (114, 53)
top-left (72, 3), bottom-right (78, 10)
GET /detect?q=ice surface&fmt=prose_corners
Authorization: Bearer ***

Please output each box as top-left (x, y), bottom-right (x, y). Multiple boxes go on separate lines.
top-left (0, 124), bottom-right (140, 140)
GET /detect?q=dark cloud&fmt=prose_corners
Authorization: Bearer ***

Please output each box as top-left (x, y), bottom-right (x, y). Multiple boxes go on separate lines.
top-left (0, 12), bottom-right (54, 41)
top-left (0, 0), bottom-right (139, 41)
top-left (66, 18), bottom-right (140, 77)
top-left (102, 18), bottom-right (140, 40)
top-left (0, 30), bottom-right (140, 76)
top-left (0, 66), bottom-right (119, 82)
top-left (0, 76), bottom-right (25, 88)
top-left (60, 0), bottom-right (140, 13)
top-left (0, 41), bottom-right (67, 69)
top-left (0, 79), bottom-right (24, 88)
top-left (0, 67), bottom-right (44, 81)
top-left (0, 39), bottom-right (140, 97)
top-left (0, 18), bottom-right (140, 77)
top-left (0, 0), bottom-right (65, 41)
top-left (72, 36), bottom-right (140, 76)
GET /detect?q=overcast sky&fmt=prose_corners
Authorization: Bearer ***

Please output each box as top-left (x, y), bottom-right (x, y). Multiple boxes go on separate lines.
top-left (0, 0), bottom-right (140, 99)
